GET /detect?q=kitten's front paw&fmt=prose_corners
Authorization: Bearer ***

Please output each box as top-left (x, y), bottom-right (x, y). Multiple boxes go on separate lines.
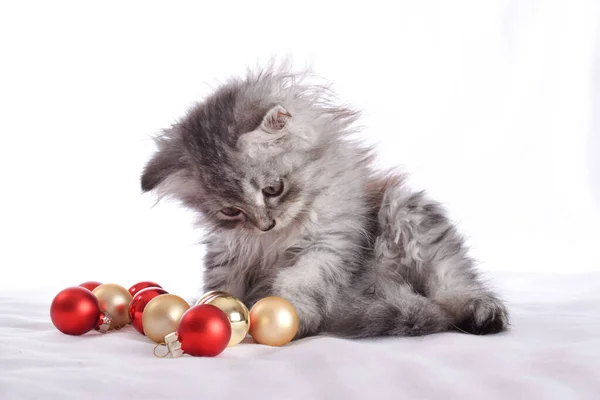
top-left (272, 281), bottom-right (322, 339)
top-left (456, 295), bottom-right (509, 335)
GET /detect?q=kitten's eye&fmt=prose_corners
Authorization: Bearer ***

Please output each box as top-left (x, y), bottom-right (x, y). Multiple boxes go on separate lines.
top-left (220, 207), bottom-right (241, 217)
top-left (262, 181), bottom-right (284, 197)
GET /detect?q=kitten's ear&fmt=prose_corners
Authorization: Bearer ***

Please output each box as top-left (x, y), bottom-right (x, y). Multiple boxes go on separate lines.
top-left (261, 105), bottom-right (291, 133)
top-left (141, 145), bottom-right (184, 192)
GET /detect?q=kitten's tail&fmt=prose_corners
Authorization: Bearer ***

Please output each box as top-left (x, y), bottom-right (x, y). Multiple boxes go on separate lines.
top-left (326, 288), bottom-right (452, 339)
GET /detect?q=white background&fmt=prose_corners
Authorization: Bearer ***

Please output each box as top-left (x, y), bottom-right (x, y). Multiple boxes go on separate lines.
top-left (0, 0), bottom-right (598, 297)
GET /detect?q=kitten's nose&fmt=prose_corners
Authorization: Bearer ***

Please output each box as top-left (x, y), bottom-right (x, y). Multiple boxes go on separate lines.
top-left (259, 220), bottom-right (276, 232)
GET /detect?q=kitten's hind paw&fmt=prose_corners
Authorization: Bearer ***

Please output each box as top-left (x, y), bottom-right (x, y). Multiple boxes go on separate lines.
top-left (455, 296), bottom-right (509, 335)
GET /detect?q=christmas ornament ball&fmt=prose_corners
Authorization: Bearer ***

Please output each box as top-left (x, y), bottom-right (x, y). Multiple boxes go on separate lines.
top-left (128, 281), bottom-right (163, 297)
top-left (50, 286), bottom-right (104, 335)
top-left (79, 281), bottom-right (102, 291)
top-left (177, 304), bottom-right (231, 357)
top-left (92, 283), bottom-right (132, 329)
top-left (249, 296), bottom-right (299, 346)
top-left (129, 287), bottom-right (168, 335)
top-left (196, 291), bottom-right (250, 347)
top-left (142, 294), bottom-right (190, 343)
top-left (196, 290), bottom-right (231, 302)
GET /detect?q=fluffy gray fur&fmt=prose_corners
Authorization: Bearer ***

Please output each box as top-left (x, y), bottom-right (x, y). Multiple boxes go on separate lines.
top-left (141, 65), bottom-right (509, 339)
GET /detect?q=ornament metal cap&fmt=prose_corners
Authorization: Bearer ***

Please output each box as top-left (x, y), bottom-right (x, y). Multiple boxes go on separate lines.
top-left (165, 332), bottom-right (183, 358)
top-left (97, 313), bottom-right (112, 333)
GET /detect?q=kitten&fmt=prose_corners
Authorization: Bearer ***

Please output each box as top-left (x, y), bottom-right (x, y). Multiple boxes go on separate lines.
top-left (141, 66), bottom-right (509, 339)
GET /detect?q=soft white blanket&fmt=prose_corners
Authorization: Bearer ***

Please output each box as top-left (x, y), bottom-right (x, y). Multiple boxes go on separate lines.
top-left (1, 272), bottom-right (598, 400)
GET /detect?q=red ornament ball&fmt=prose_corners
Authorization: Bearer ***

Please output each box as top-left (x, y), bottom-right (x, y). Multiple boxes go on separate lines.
top-left (128, 281), bottom-right (163, 297)
top-left (50, 287), bottom-right (103, 335)
top-left (79, 281), bottom-right (102, 291)
top-left (177, 304), bottom-right (231, 357)
top-left (128, 286), bottom-right (168, 334)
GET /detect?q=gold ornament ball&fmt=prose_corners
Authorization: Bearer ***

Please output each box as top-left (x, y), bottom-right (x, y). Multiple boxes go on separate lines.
top-left (142, 294), bottom-right (190, 343)
top-left (249, 296), bottom-right (299, 346)
top-left (196, 290), bottom-right (231, 303)
top-left (92, 283), bottom-right (132, 329)
top-left (196, 290), bottom-right (250, 347)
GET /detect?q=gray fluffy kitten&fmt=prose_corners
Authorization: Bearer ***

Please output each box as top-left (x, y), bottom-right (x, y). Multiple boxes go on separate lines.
top-left (141, 66), bottom-right (509, 339)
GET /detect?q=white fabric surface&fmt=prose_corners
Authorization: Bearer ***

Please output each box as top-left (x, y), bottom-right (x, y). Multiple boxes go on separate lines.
top-left (1, 272), bottom-right (599, 400)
